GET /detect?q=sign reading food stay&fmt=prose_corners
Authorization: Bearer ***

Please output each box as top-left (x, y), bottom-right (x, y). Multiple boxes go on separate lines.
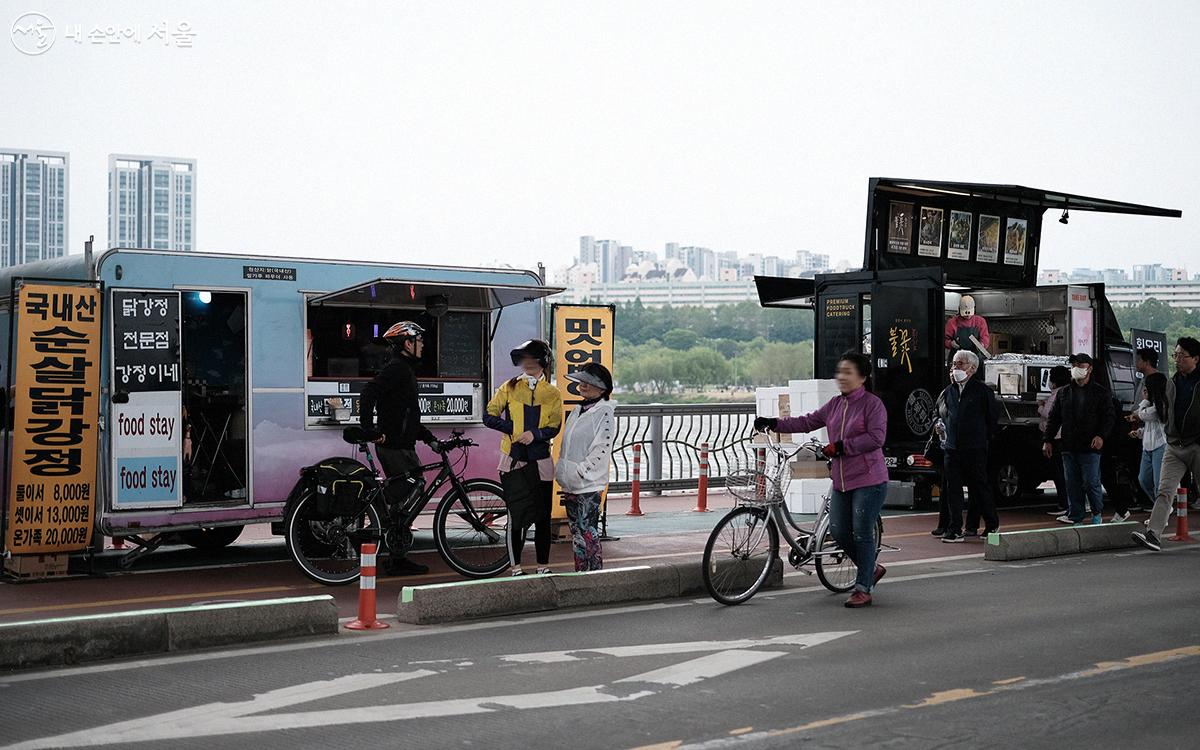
top-left (5, 283), bottom-right (102, 554)
top-left (110, 290), bottom-right (184, 509)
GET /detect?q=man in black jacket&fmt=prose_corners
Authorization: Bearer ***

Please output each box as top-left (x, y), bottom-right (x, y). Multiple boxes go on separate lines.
top-left (1043, 353), bottom-right (1115, 525)
top-left (360, 320), bottom-right (439, 574)
top-left (934, 350), bottom-right (1000, 542)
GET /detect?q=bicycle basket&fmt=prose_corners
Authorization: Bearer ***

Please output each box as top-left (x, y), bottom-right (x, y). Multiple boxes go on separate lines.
top-left (725, 469), bottom-right (786, 506)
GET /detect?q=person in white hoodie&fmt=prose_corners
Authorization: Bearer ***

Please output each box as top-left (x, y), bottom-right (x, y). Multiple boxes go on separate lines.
top-left (554, 363), bottom-right (616, 571)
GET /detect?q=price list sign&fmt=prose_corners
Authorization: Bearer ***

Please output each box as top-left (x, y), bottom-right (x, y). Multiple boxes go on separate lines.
top-left (110, 290), bottom-right (184, 509)
top-left (5, 283), bottom-right (102, 554)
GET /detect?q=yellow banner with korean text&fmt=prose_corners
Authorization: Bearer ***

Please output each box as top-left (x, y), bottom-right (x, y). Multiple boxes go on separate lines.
top-left (4, 283), bottom-right (102, 555)
top-left (549, 304), bottom-right (615, 520)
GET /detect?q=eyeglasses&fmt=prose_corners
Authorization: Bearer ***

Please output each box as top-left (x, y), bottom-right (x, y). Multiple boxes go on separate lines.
top-left (1173, 350), bottom-right (1195, 359)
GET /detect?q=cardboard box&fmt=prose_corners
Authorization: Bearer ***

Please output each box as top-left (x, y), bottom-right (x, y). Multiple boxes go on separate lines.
top-left (791, 459), bottom-right (830, 479)
top-left (991, 333), bottom-right (1014, 355)
top-left (4, 553), bottom-right (68, 578)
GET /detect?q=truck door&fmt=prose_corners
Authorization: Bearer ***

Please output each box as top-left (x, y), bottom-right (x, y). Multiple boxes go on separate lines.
top-left (870, 282), bottom-right (941, 450)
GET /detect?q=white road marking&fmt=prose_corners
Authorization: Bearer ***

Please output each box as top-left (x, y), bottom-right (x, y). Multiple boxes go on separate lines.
top-left (500, 631), bottom-right (857, 663)
top-left (2, 645), bottom-right (806, 747)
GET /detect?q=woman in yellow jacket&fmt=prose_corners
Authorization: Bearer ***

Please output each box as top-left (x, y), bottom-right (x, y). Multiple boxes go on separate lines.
top-left (484, 339), bottom-right (563, 575)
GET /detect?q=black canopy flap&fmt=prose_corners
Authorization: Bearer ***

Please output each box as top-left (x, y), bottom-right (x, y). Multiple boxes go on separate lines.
top-left (874, 178), bottom-right (1181, 218)
top-left (309, 278), bottom-right (563, 311)
top-left (754, 275), bottom-right (816, 308)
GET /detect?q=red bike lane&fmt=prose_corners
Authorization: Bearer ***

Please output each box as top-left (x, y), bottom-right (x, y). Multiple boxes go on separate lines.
top-left (2, 492), bottom-right (1192, 624)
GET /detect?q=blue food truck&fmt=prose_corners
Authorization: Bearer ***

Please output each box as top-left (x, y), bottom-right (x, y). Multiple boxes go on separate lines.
top-left (1, 246), bottom-right (560, 566)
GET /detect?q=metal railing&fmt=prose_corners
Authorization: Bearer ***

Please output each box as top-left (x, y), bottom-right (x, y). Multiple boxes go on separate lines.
top-left (608, 402), bottom-right (758, 492)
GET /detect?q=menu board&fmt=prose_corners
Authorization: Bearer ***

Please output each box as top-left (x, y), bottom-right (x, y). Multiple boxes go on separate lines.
top-left (438, 312), bottom-right (484, 379)
top-left (817, 295), bottom-right (860, 378)
top-left (110, 290), bottom-right (184, 509)
top-left (917, 207), bottom-right (943, 258)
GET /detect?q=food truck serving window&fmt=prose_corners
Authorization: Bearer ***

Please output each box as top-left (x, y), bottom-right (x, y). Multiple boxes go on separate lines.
top-left (302, 277), bottom-right (563, 428)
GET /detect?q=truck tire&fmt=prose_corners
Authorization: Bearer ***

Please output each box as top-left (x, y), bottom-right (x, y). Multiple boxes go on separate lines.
top-left (180, 525), bottom-right (244, 550)
top-left (992, 460), bottom-right (1024, 503)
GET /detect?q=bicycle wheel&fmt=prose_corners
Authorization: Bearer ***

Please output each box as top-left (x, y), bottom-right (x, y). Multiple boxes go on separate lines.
top-left (815, 515), bottom-right (884, 594)
top-left (702, 506), bottom-right (780, 606)
top-left (434, 479), bottom-right (510, 578)
top-left (284, 491), bottom-right (384, 586)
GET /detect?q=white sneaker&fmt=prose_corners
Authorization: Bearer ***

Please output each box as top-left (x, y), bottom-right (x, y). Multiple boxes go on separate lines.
top-left (510, 567), bottom-right (525, 577)
top-left (536, 567), bottom-right (553, 575)
top-left (1109, 511), bottom-right (1131, 523)
top-left (1056, 514), bottom-right (1076, 524)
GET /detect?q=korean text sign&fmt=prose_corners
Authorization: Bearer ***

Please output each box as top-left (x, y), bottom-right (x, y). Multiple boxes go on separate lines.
top-left (111, 290), bottom-right (183, 509)
top-left (5, 284), bottom-right (101, 554)
top-left (550, 304), bottom-right (615, 518)
top-left (552, 305), bottom-right (615, 407)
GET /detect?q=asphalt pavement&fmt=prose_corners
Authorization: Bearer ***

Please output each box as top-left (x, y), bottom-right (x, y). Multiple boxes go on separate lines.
top-left (2, 544), bottom-right (1198, 749)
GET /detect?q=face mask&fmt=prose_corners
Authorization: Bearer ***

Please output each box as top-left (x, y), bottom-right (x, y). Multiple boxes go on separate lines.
top-left (1071, 366), bottom-right (1088, 382)
top-left (524, 374), bottom-right (539, 390)
top-left (951, 369), bottom-right (969, 384)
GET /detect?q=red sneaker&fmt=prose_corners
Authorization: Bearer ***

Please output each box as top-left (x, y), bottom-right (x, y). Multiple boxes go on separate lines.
top-left (873, 564), bottom-right (887, 585)
top-left (844, 590), bottom-right (872, 608)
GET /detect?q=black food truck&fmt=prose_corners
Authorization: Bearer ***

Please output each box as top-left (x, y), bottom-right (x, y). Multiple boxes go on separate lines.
top-left (756, 178), bottom-right (1182, 507)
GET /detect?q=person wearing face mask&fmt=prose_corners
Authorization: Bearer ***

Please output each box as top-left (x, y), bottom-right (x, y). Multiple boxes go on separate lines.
top-left (554, 363), bottom-right (616, 572)
top-left (930, 350), bottom-right (1000, 542)
top-left (484, 339), bottom-right (562, 576)
top-left (944, 295), bottom-right (991, 360)
top-left (754, 352), bottom-right (888, 608)
top-left (1042, 353), bottom-right (1115, 525)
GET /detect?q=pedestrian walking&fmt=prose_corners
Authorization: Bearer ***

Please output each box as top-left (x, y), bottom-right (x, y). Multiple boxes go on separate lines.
top-left (484, 339), bottom-right (562, 576)
top-left (932, 350), bottom-right (1000, 542)
top-left (1133, 337), bottom-right (1200, 551)
top-left (554, 363), bottom-right (616, 571)
top-left (1042, 353), bottom-right (1115, 525)
top-left (754, 352), bottom-right (888, 608)
top-left (1038, 366), bottom-right (1072, 517)
top-left (1126, 372), bottom-right (1168, 521)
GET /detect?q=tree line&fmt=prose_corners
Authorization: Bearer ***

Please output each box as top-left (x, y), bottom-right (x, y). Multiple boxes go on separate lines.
top-left (597, 297), bottom-right (1199, 402)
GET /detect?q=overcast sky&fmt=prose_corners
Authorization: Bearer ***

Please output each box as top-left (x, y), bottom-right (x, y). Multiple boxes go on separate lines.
top-left (4, 0), bottom-right (1197, 274)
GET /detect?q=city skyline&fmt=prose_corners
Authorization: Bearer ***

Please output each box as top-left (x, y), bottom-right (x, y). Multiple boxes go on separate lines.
top-left (0, 148), bottom-right (68, 267)
top-left (108, 154), bottom-right (196, 252)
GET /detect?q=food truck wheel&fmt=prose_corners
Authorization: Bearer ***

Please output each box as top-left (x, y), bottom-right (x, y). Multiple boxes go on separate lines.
top-left (992, 461), bottom-right (1025, 503)
top-left (180, 525), bottom-right (244, 551)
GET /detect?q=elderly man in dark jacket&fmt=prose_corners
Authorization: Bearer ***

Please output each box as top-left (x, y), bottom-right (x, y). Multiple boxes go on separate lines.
top-left (1043, 353), bottom-right (1116, 525)
top-left (934, 350), bottom-right (1000, 542)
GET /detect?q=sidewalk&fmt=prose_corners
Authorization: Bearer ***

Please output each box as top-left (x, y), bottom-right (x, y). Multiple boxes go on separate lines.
top-left (2, 490), bottom-right (1194, 624)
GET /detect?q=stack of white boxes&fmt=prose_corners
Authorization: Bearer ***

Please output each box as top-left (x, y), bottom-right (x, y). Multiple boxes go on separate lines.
top-left (755, 380), bottom-right (839, 514)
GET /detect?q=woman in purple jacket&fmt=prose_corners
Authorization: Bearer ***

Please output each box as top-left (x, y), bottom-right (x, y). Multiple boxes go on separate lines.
top-left (754, 353), bottom-right (889, 608)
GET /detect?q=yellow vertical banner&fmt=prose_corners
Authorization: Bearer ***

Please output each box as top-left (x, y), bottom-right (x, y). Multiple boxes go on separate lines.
top-left (4, 283), bottom-right (102, 554)
top-left (549, 304), bottom-right (616, 520)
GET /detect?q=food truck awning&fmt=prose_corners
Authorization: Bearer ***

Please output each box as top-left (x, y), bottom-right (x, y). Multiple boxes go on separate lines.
top-left (308, 278), bottom-right (565, 311)
top-left (754, 275), bottom-right (816, 308)
top-left (874, 178), bottom-right (1182, 217)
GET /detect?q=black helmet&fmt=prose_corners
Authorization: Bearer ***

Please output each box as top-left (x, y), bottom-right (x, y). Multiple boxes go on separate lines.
top-left (510, 339), bottom-right (552, 369)
top-left (566, 362), bottom-right (613, 399)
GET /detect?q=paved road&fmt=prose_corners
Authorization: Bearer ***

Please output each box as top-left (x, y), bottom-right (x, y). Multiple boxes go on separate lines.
top-left (3, 545), bottom-right (1198, 749)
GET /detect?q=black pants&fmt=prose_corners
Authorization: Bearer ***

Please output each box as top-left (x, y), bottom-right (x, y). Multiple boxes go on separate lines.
top-left (509, 480), bottom-right (553, 566)
top-left (376, 446), bottom-right (421, 561)
top-left (939, 447), bottom-right (999, 533)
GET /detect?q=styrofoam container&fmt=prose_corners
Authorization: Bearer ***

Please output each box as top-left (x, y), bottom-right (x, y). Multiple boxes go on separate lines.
top-left (785, 477), bottom-right (832, 515)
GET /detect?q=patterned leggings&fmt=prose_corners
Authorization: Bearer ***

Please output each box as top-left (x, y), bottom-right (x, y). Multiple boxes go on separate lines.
top-left (562, 491), bottom-right (603, 571)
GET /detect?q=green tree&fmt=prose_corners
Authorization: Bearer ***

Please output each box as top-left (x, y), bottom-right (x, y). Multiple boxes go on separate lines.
top-left (662, 328), bottom-right (701, 350)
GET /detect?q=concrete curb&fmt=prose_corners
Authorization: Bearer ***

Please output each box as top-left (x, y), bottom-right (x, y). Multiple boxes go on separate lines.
top-left (985, 522), bottom-right (1140, 561)
top-left (396, 559), bottom-right (784, 625)
top-left (0, 595), bottom-right (338, 672)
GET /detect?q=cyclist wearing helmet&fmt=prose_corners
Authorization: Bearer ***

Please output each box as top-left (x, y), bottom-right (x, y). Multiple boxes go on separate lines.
top-left (484, 339), bottom-right (563, 575)
top-left (555, 362), bottom-right (616, 572)
top-left (360, 320), bottom-right (439, 575)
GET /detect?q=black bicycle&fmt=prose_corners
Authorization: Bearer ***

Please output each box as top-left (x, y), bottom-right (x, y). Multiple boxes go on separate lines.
top-left (284, 427), bottom-right (509, 585)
